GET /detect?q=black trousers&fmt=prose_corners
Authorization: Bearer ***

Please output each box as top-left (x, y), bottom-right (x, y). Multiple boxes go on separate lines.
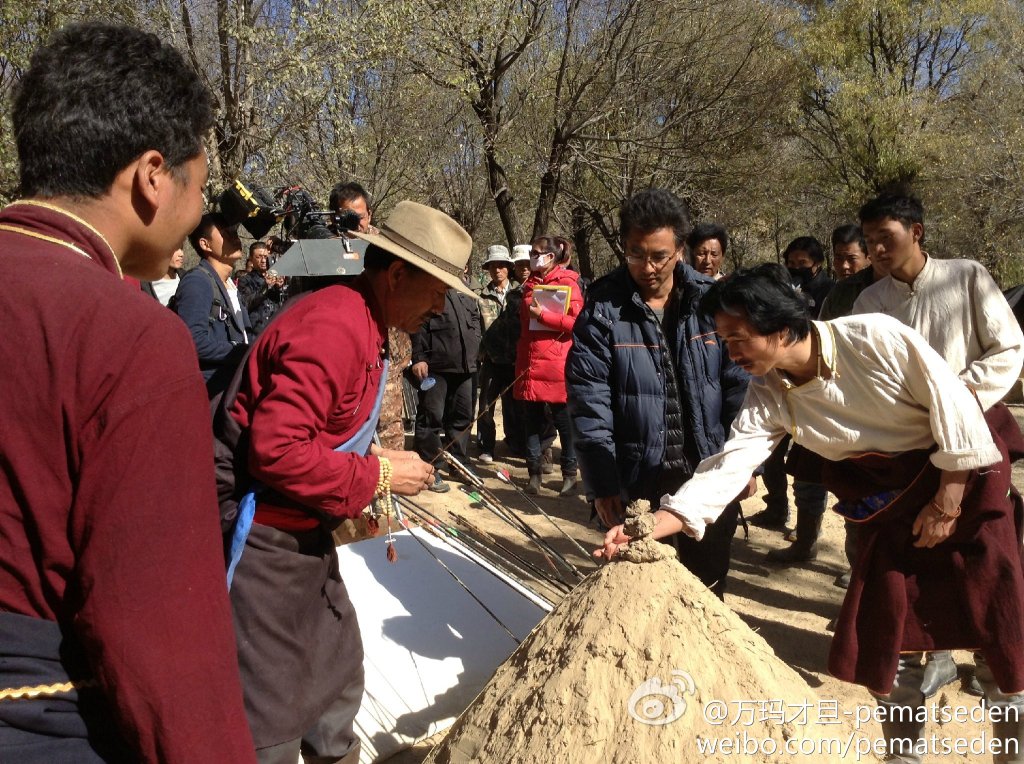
top-left (414, 371), bottom-right (475, 464)
top-left (230, 524), bottom-right (363, 762)
top-left (476, 361), bottom-right (519, 454)
top-left (762, 435), bottom-right (828, 520)
top-left (644, 476), bottom-right (739, 600)
top-left (762, 435), bottom-right (790, 513)
top-left (669, 501), bottom-right (741, 599)
top-left (522, 400), bottom-right (577, 475)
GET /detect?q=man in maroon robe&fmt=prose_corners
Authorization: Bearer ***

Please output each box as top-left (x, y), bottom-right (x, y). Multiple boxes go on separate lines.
top-left (224, 201), bottom-right (476, 762)
top-left (0, 23), bottom-right (255, 762)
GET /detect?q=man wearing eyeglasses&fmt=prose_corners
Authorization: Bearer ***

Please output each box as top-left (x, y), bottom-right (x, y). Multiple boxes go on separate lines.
top-left (567, 188), bottom-right (753, 598)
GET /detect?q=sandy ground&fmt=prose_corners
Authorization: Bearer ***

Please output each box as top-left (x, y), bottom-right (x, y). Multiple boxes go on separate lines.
top-left (381, 406), bottom-right (1024, 763)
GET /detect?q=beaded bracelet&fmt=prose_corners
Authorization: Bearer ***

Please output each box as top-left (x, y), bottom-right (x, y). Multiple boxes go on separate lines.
top-left (375, 456), bottom-right (392, 498)
top-left (375, 457), bottom-right (398, 563)
top-left (929, 501), bottom-right (962, 520)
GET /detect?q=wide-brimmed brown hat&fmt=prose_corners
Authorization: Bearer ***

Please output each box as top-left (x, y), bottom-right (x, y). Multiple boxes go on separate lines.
top-left (353, 201), bottom-right (474, 297)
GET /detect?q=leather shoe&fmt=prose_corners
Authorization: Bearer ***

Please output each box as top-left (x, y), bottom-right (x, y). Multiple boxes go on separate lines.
top-left (920, 652), bottom-right (958, 697)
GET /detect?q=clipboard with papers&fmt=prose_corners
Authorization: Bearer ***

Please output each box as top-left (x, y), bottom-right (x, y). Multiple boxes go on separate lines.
top-left (529, 285), bottom-right (572, 331)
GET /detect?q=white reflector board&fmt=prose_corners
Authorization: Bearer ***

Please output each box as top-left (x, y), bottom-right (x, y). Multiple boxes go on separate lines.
top-left (338, 527), bottom-right (552, 762)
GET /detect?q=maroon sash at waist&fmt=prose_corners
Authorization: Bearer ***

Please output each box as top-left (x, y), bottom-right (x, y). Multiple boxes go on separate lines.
top-left (825, 411), bottom-right (1024, 695)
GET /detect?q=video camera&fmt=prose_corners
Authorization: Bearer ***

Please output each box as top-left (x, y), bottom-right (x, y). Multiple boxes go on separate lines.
top-left (218, 180), bottom-right (362, 241)
top-left (216, 179), bottom-right (367, 279)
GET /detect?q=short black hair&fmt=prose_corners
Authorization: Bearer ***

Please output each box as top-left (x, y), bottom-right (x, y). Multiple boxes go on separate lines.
top-left (830, 224), bottom-right (866, 254)
top-left (329, 182), bottom-right (371, 212)
top-left (783, 236), bottom-right (825, 264)
top-left (687, 223), bottom-right (728, 255)
top-left (858, 192), bottom-right (925, 244)
top-left (701, 263), bottom-right (811, 344)
top-left (14, 22), bottom-right (214, 198)
top-left (619, 188), bottom-right (691, 248)
top-left (249, 241), bottom-right (269, 256)
top-left (188, 212), bottom-right (230, 258)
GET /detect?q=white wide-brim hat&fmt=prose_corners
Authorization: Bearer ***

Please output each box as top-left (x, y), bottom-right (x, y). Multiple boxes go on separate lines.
top-left (511, 244), bottom-right (532, 262)
top-left (353, 201), bottom-right (475, 298)
top-left (483, 244), bottom-right (513, 266)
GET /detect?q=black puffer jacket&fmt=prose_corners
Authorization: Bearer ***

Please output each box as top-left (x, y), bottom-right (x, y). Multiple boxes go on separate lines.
top-left (567, 262), bottom-right (749, 500)
top-left (237, 270), bottom-right (287, 336)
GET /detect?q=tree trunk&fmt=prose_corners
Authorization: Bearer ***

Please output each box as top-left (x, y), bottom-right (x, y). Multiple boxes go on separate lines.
top-left (532, 137), bottom-right (566, 239)
top-left (473, 91), bottom-right (522, 245)
top-left (571, 205), bottom-right (594, 279)
top-left (485, 150), bottom-right (521, 246)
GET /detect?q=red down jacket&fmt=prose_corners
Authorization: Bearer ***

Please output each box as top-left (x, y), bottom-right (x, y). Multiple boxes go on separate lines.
top-left (513, 265), bottom-right (583, 404)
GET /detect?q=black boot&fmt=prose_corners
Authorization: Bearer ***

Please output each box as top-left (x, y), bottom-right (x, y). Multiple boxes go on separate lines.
top-left (748, 505), bottom-right (790, 530)
top-left (920, 651), bottom-right (957, 697)
top-left (558, 472), bottom-right (578, 497)
top-left (993, 714), bottom-right (1024, 764)
top-left (880, 716), bottom-right (925, 764)
top-left (766, 507), bottom-right (821, 563)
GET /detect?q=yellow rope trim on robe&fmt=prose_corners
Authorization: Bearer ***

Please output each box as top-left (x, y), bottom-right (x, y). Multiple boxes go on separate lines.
top-left (0, 224), bottom-right (94, 261)
top-left (3, 199), bottom-right (122, 278)
top-left (0, 678), bottom-right (99, 702)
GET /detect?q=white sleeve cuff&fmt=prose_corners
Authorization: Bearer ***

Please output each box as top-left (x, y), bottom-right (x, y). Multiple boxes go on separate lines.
top-left (929, 444), bottom-right (1002, 472)
top-left (659, 493), bottom-right (710, 542)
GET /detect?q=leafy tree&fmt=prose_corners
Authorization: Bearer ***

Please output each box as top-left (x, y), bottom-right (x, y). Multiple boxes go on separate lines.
top-left (400, 0), bottom-right (545, 245)
top-left (788, 0), bottom-right (993, 207)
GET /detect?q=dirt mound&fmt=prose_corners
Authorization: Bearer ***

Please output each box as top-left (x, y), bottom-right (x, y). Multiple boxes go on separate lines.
top-left (425, 554), bottom-right (868, 763)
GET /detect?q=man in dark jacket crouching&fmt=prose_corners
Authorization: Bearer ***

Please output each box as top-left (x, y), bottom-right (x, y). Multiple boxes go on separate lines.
top-left (567, 189), bottom-right (752, 598)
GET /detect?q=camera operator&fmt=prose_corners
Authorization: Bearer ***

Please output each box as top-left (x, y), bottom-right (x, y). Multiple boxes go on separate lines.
top-left (329, 181), bottom-right (379, 236)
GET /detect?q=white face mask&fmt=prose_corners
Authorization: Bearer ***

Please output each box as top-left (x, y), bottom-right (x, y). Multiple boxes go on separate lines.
top-left (530, 253), bottom-right (553, 272)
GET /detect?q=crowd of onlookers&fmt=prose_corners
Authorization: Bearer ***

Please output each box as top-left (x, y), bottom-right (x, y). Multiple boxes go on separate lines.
top-left (137, 180), bottom-right (912, 545)
top-left (151, 195), bottom-right (755, 507)
top-left (130, 173), bottom-right (1024, 611)
top-left (148, 181), bottom-right (883, 536)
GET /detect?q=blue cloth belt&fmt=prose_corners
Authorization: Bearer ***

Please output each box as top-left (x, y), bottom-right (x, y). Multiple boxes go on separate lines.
top-left (227, 358), bottom-right (389, 587)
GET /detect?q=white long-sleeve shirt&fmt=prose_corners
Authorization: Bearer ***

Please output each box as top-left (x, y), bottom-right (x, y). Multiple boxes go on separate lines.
top-left (852, 256), bottom-right (1024, 410)
top-left (660, 315), bottom-right (1000, 540)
